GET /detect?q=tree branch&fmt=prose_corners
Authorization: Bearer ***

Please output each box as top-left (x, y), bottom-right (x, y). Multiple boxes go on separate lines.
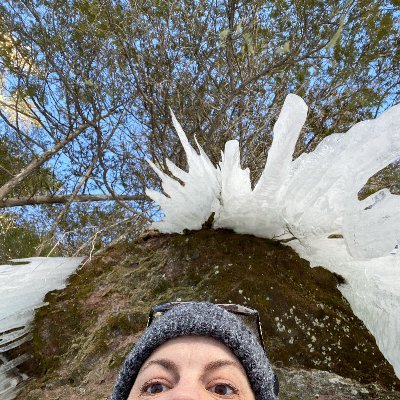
top-left (0, 194), bottom-right (146, 208)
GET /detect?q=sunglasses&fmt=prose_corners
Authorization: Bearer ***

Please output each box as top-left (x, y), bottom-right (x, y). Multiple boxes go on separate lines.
top-left (146, 301), bottom-right (266, 352)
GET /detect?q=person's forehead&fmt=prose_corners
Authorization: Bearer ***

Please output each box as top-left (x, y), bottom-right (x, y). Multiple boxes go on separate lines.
top-left (143, 335), bottom-right (245, 372)
top-left (151, 336), bottom-right (235, 356)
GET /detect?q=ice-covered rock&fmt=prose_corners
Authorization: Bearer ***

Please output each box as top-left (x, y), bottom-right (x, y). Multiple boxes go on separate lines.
top-left (146, 94), bottom-right (400, 377)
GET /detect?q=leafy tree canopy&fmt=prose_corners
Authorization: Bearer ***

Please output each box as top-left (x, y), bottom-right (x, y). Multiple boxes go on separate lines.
top-left (0, 0), bottom-right (399, 258)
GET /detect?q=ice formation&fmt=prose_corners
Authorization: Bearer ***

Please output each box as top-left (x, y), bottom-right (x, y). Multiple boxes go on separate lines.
top-left (146, 94), bottom-right (400, 377)
top-left (0, 257), bottom-right (83, 399)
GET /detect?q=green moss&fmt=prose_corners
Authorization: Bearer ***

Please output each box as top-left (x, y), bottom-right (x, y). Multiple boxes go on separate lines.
top-left (29, 299), bottom-right (85, 375)
top-left (106, 312), bottom-right (146, 337)
top-left (108, 351), bottom-right (128, 369)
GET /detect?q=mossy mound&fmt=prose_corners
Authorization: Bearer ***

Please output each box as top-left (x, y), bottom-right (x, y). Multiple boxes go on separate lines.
top-left (15, 229), bottom-right (400, 398)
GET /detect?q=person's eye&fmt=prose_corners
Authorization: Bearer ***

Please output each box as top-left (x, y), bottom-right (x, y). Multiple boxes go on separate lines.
top-left (208, 383), bottom-right (237, 396)
top-left (142, 381), bottom-right (170, 395)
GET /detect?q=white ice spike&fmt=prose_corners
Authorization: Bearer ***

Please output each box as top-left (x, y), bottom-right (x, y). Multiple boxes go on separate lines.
top-left (146, 110), bottom-right (221, 233)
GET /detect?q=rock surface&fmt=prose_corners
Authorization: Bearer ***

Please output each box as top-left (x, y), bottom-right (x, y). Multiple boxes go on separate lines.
top-left (11, 229), bottom-right (400, 399)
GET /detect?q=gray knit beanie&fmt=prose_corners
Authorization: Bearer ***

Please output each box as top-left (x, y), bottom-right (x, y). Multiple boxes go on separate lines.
top-left (111, 302), bottom-right (279, 400)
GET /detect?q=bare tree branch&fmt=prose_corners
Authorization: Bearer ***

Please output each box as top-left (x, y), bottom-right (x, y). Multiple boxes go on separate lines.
top-left (0, 194), bottom-right (146, 208)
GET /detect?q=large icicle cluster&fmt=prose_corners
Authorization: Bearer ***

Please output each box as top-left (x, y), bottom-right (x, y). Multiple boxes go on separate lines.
top-left (146, 94), bottom-right (400, 259)
top-left (146, 94), bottom-right (400, 378)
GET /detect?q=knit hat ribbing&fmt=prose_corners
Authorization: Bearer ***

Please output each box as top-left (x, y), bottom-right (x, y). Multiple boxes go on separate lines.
top-left (111, 302), bottom-right (279, 400)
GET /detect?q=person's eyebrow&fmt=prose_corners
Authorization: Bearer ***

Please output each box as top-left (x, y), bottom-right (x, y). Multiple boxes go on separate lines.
top-left (202, 359), bottom-right (245, 377)
top-left (141, 359), bottom-right (179, 382)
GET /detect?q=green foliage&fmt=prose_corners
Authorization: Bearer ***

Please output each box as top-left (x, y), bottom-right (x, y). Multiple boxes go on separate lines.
top-left (359, 160), bottom-right (400, 199)
top-left (0, 212), bottom-right (43, 262)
